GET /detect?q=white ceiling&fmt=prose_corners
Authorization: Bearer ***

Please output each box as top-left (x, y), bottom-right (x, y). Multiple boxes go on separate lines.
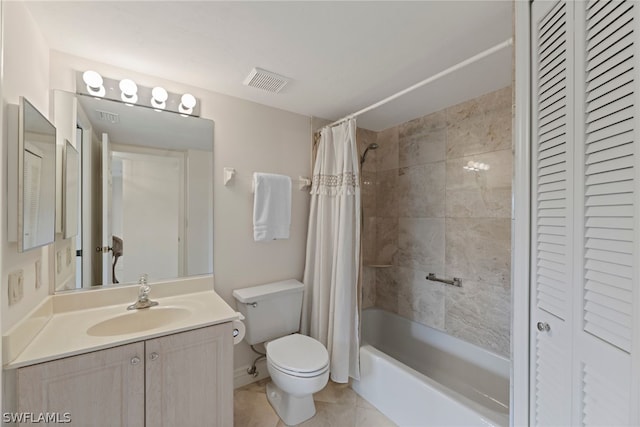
top-left (26, 1), bottom-right (513, 131)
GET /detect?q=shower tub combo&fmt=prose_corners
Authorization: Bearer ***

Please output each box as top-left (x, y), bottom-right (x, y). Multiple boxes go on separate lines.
top-left (353, 308), bottom-right (509, 427)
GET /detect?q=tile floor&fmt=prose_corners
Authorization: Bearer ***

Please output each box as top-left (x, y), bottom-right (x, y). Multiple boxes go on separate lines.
top-left (234, 379), bottom-right (397, 427)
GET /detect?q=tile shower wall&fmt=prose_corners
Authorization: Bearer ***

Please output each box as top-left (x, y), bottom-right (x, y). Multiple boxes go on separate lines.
top-left (362, 86), bottom-right (512, 357)
top-left (358, 128), bottom-right (378, 310)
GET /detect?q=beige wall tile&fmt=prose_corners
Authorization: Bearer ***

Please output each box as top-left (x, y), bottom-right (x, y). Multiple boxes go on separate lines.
top-left (445, 149), bottom-right (512, 218)
top-left (398, 110), bottom-right (447, 168)
top-left (361, 267), bottom-right (376, 310)
top-left (397, 162), bottom-right (445, 218)
top-left (446, 86), bottom-right (512, 159)
top-left (362, 217), bottom-right (377, 264)
top-left (376, 218), bottom-right (398, 264)
top-left (376, 169), bottom-right (398, 218)
top-left (376, 127), bottom-right (399, 171)
top-left (396, 267), bottom-right (445, 331)
top-left (361, 171), bottom-right (377, 216)
top-left (445, 218), bottom-right (511, 288)
top-left (396, 218), bottom-right (445, 274)
top-left (370, 86), bottom-right (513, 357)
top-left (375, 267), bottom-right (399, 314)
top-left (445, 279), bottom-right (511, 357)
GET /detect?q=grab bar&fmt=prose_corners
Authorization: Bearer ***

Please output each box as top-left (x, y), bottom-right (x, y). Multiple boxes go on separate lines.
top-left (426, 273), bottom-right (462, 287)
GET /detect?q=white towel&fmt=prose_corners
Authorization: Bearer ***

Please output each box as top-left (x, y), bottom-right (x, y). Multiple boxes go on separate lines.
top-left (253, 173), bottom-right (292, 242)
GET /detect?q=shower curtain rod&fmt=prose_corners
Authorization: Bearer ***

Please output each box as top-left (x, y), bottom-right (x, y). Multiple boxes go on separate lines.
top-left (324, 38), bottom-right (514, 129)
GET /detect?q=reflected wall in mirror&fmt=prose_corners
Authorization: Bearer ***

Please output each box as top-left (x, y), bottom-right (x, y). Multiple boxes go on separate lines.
top-left (55, 91), bottom-right (214, 291)
top-left (63, 140), bottom-right (79, 239)
top-left (19, 97), bottom-right (56, 252)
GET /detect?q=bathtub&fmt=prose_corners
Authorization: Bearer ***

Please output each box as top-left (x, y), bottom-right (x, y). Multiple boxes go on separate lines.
top-left (352, 308), bottom-right (509, 427)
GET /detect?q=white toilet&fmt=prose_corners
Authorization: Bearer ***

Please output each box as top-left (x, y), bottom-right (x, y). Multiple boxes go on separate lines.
top-left (233, 280), bottom-right (329, 426)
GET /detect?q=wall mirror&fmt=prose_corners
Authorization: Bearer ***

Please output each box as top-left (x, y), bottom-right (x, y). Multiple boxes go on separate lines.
top-left (55, 91), bottom-right (213, 291)
top-left (18, 97), bottom-right (57, 252)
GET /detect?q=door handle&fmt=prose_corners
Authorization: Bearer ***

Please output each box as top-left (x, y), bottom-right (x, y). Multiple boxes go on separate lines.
top-left (537, 322), bottom-right (551, 332)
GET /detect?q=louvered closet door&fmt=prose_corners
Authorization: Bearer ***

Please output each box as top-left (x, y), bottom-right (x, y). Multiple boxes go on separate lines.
top-left (531, 1), bottom-right (574, 425)
top-left (531, 0), bottom-right (639, 425)
top-left (573, 0), bottom-right (636, 424)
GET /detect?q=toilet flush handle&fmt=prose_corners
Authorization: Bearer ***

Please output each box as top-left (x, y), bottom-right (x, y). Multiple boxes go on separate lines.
top-left (243, 302), bottom-right (258, 308)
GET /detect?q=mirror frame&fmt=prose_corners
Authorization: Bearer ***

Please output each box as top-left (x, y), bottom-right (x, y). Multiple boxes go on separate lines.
top-left (63, 139), bottom-right (80, 239)
top-left (18, 96), bottom-right (57, 252)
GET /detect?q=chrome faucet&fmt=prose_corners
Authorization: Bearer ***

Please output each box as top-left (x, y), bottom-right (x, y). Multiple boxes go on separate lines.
top-left (127, 274), bottom-right (159, 310)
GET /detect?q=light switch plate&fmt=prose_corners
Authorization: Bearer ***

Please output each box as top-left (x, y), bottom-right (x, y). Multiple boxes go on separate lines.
top-left (8, 270), bottom-right (24, 305)
top-left (56, 251), bottom-right (62, 274)
top-left (35, 259), bottom-right (42, 289)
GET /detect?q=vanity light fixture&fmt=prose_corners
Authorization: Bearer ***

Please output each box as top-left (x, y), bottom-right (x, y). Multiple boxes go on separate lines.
top-left (119, 79), bottom-right (138, 104)
top-left (82, 70), bottom-right (105, 97)
top-left (76, 71), bottom-right (201, 117)
top-left (151, 86), bottom-right (168, 109)
top-left (179, 93), bottom-right (197, 114)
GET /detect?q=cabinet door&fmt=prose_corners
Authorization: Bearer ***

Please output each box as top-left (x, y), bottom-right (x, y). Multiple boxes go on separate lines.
top-left (145, 324), bottom-right (233, 427)
top-left (17, 342), bottom-right (145, 427)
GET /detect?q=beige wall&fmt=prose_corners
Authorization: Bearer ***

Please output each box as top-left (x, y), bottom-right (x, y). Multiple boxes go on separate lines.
top-left (362, 86), bottom-right (513, 357)
top-left (1, 1), bottom-right (52, 332)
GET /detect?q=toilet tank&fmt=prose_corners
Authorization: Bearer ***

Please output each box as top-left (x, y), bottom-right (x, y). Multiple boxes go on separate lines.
top-left (232, 279), bottom-right (304, 345)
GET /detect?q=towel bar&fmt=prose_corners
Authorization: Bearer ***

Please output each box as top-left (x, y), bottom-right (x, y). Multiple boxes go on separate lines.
top-left (223, 167), bottom-right (311, 191)
top-left (426, 273), bottom-right (462, 287)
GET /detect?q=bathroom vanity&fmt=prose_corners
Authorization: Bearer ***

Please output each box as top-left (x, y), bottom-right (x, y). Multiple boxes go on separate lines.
top-left (3, 277), bottom-right (238, 427)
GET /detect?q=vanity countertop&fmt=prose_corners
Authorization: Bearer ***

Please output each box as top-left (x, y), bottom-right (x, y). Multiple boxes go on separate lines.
top-left (4, 283), bottom-right (240, 369)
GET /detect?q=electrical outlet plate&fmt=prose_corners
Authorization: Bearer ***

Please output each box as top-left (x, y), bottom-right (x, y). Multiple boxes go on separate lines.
top-left (35, 259), bottom-right (42, 289)
top-left (8, 269), bottom-right (24, 305)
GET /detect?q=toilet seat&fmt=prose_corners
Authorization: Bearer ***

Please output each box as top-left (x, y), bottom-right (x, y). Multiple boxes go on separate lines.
top-left (267, 334), bottom-right (329, 377)
top-left (268, 360), bottom-right (329, 378)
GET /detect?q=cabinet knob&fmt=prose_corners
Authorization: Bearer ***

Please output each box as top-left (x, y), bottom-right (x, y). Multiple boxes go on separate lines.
top-left (149, 352), bottom-right (159, 361)
top-left (131, 356), bottom-right (141, 365)
top-left (537, 322), bottom-right (551, 332)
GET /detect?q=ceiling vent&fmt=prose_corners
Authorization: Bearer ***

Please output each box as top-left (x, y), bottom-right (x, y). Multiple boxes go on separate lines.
top-left (243, 67), bottom-right (289, 93)
top-left (96, 110), bottom-right (119, 124)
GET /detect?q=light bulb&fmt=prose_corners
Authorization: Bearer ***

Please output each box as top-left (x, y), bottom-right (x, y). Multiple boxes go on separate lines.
top-left (82, 70), bottom-right (105, 97)
top-left (119, 79), bottom-right (138, 104)
top-left (179, 93), bottom-right (196, 114)
top-left (151, 86), bottom-right (168, 109)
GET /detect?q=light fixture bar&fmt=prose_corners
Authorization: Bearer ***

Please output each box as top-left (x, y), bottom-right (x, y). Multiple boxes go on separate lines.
top-left (75, 71), bottom-right (201, 117)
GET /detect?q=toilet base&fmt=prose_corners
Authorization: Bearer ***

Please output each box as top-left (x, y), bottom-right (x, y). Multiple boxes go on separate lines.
top-left (266, 382), bottom-right (316, 426)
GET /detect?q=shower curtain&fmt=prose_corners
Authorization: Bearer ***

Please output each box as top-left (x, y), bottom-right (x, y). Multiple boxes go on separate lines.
top-left (303, 118), bottom-right (361, 383)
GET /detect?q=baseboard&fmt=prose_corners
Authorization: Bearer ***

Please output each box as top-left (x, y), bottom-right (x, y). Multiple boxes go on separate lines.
top-left (234, 359), bottom-right (270, 389)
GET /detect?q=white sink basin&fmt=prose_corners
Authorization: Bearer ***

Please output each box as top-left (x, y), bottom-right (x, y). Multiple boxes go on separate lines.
top-left (87, 307), bottom-right (191, 337)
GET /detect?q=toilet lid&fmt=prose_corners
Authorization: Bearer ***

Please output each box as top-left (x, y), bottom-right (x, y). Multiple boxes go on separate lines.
top-left (267, 334), bottom-right (329, 374)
